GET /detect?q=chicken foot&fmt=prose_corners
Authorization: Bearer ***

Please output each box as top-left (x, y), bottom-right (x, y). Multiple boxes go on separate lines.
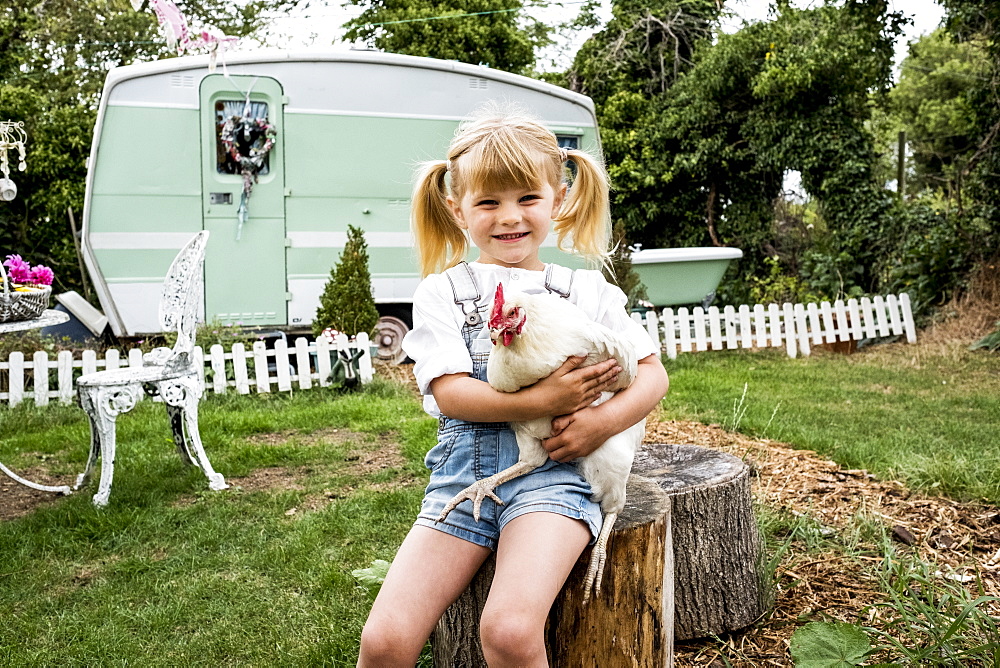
top-left (583, 511), bottom-right (618, 603)
top-left (436, 461), bottom-right (539, 523)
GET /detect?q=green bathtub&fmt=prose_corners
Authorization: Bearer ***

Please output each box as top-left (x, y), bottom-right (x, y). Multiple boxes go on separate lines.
top-left (631, 247), bottom-right (743, 307)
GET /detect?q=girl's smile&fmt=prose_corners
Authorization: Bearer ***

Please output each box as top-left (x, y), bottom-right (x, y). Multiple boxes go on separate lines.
top-left (494, 231), bottom-right (530, 241)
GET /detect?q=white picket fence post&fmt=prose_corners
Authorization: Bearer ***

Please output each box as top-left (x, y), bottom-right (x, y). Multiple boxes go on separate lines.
top-left (0, 336), bottom-right (375, 408)
top-left (639, 293), bottom-right (916, 359)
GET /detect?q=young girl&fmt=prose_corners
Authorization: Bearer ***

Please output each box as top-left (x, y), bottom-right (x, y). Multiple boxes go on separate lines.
top-left (358, 107), bottom-right (669, 668)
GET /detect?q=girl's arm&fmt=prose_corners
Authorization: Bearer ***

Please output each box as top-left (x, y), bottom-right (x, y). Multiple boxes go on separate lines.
top-left (542, 354), bottom-right (669, 462)
top-left (431, 356), bottom-right (622, 423)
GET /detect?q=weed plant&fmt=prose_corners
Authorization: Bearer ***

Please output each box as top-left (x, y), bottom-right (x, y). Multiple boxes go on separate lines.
top-left (759, 507), bottom-right (1000, 665)
top-left (865, 544), bottom-right (1000, 665)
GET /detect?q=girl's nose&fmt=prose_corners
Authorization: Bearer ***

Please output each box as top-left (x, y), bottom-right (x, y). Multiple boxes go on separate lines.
top-left (498, 202), bottom-right (521, 224)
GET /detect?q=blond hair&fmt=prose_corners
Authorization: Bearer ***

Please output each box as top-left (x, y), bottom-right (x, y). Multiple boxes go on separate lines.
top-left (412, 106), bottom-right (611, 277)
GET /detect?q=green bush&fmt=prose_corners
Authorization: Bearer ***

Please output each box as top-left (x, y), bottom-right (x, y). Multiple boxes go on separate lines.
top-left (313, 225), bottom-right (380, 337)
top-left (748, 255), bottom-right (825, 305)
top-left (881, 201), bottom-right (975, 315)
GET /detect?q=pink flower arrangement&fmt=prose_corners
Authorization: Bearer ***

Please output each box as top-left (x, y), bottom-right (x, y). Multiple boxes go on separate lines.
top-left (3, 254), bottom-right (54, 286)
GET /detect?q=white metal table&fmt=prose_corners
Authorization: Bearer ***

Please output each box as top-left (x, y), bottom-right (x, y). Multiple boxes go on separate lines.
top-left (1, 309), bottom-right (74, 494)
top-left (0, 309), bottom-right (69, 333)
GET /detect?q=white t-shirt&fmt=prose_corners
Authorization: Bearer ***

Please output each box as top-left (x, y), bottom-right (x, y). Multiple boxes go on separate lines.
top-left (402, 262), bottom-right (659, 417)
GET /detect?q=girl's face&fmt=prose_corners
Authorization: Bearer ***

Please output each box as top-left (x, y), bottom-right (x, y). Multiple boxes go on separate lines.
top-left (448, 180), bottom-right (566, 271)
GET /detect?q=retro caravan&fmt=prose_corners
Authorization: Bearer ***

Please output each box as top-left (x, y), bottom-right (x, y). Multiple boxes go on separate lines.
top-left (81, 50), bottom-right (600, 361)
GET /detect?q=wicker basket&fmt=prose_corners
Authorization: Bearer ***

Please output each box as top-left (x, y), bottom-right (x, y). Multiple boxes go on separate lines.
top-left (0, 261), bottom-right (51, 323)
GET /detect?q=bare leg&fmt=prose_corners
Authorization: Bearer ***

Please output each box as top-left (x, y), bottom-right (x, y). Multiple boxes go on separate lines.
top-left (480, 512), bottom-right (590, 668)
top-left (437, 460), bottom-right (539, 523)
top-left (358, 525), bottom-right (491, 668)
top-left (584, 511), bottom-right (618, 602)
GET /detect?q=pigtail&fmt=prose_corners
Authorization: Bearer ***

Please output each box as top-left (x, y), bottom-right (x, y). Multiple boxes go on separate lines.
top-left (553, 148), bottom-right (611, 268)
top-left (412, 160), bottom-right (467, 277)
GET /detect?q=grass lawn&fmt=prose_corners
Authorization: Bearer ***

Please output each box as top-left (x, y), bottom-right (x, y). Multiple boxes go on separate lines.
top-left (663, 344), bottom-right (1000, 504)
top-left (0, 381), bottom-right (438, 666)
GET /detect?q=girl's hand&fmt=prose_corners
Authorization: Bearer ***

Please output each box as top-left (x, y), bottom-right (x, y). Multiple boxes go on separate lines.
top-left (544, 354), bottom-right (669, 462)
top-left (542, 407), bottom-right (612, 462)
top-left (531, 357), bottom-right (620, 416)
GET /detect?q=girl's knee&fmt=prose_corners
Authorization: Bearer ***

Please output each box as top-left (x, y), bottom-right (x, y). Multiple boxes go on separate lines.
top-left (479, 607), bottom-right (544, 665)
top-left (359, 618), bottom-right (421, 667)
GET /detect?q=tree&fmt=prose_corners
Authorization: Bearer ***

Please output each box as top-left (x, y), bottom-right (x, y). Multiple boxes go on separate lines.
top-left (313, 225), bottom-right (380, 337)
top-left (940, 0), bottom-right (1000, 246)
top-left (890, 29), bottom-right (989, 204)
top-left (567, 0), bottom-right (722, 248)
top-left (341, 0), bottom-right (550, 75)
top-left (570, 0), bottom-right (906, 302)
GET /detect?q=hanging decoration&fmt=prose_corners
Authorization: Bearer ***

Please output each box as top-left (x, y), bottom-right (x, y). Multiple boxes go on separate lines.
top-left (0, 121), bottom-right (27, 203)
top-left (220, 113), bottom-right (276, 240)
top-left (132, 0), bottom-right (239, 72)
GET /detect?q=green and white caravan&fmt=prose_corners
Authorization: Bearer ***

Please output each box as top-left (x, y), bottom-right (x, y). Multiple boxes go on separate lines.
top-left (82, 50), bottom-right (599, 360)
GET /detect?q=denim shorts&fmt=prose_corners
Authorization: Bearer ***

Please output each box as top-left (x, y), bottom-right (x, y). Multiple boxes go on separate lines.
top-left (415, 419), bottom-right (603, 550)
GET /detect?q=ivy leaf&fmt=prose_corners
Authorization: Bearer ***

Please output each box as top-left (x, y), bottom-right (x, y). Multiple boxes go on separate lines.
top-left (789, 622), bottom-right (872, 667)
top-left (352, 559), bottom-right (391, 590)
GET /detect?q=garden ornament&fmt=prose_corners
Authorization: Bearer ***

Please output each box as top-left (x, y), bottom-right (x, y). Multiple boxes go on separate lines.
top-left (0, 120), bottom-right (27, 202)
top-left (0, 178), bottom-right (15, 202)
top-left (132, 0), bottom-right (239, 72)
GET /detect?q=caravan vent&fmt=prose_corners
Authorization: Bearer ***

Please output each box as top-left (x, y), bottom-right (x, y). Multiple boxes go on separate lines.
top-left (169, 74), bottom-right (196, 88)
top-left (468, 77), bottom-right (489, 90)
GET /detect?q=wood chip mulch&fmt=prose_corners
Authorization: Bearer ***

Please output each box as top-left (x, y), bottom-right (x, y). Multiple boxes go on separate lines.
top-left (646, 418), bottom-right (1000, 666)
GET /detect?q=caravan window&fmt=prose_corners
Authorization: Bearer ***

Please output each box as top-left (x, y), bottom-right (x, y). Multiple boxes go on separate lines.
top-left (214, 100), bottom-right (272, 175)
top-left (556, 135), bottom-right (580, 182)
top-left (556, 136), bottom-right (579, 152)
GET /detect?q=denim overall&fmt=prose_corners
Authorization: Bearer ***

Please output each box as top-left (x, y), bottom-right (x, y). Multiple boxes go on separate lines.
top-left (413, 262), bottom-right (602, 550)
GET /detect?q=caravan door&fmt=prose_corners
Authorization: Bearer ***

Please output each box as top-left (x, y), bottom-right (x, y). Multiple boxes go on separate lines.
top-left (199, 74), bottom-right (286, 327)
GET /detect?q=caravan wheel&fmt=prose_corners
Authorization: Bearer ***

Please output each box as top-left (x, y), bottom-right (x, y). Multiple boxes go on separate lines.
top-left (375, 315), bottom-right (409, 365)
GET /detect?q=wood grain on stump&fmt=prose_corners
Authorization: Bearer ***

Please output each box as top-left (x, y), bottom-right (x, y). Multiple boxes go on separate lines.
top-left (634, 443), bottom-right (771, 640)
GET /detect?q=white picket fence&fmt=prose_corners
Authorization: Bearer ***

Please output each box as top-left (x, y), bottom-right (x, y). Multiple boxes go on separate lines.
top-left (0, 294), bottom-right (917, 407)
top-left (0, 333), bottom-right (373, 408)
top-left (632, 293), bottom-right (916, 359)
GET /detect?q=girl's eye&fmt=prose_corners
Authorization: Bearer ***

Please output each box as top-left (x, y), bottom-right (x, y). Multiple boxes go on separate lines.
top-left (519, 195), bottom-right (541, 203)
top-left (476, 199), bottom-right (498, 207)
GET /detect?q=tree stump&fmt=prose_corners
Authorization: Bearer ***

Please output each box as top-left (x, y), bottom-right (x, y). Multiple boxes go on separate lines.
top-left (633, 443), bottom-right (771, 640)
top-left (430, 443), bottom-right (770, 664)
top-left (431, 475), bottom-right (673, 667)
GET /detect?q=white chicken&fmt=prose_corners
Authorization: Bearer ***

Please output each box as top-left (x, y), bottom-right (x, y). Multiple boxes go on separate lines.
top-left (437, 282), bottom-right (644, 601)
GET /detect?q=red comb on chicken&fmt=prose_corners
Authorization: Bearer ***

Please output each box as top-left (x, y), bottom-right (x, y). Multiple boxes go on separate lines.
top-left (488, 283), bottom-right (526, 347)
top-left (488, 284), bottom-right (505, 331)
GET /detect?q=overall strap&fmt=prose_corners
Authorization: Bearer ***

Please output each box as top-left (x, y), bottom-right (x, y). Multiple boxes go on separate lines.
top-left (444, 261), bottom-right (483, 326)
top-left (544, 263), bottom-right (574, 299)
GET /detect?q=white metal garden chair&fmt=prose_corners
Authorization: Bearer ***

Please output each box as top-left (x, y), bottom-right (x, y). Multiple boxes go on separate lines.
top-left (75, 230), bottom-right (227, 506)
